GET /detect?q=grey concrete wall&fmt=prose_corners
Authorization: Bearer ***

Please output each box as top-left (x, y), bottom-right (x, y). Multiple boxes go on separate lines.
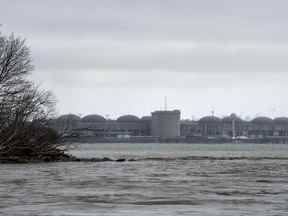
top-left (151, 110), bottom-right (180, 139)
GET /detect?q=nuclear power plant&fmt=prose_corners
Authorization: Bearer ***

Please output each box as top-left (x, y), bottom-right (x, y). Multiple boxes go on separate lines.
top-left (51, 110), bottom-right (181, 142)
top-left (51, 110), bottom-right (288, 143)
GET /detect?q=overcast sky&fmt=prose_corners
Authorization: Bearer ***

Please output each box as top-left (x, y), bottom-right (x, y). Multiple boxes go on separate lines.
top-left (2, 0), bottom-right (288, 119)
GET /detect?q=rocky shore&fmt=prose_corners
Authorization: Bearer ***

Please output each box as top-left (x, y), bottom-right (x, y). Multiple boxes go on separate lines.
top-left (1, 154), bottom-right (288, 164)
top-left (0, 154), bottom-right (133, 163)
top-left (0, 153), bottom-right (73, 163)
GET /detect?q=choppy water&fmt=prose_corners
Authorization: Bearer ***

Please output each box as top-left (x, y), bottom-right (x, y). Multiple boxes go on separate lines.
top-left (1, 143), bottom-right (288, 216)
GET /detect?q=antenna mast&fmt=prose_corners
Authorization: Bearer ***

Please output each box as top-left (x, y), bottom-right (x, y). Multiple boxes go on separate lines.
top-left (211, 110), bottom-right (215, 116)
top-left (164, 96), bottom-right (167, 111)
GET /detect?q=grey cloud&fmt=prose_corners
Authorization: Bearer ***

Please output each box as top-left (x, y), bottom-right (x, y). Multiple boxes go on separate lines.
top-left (2, 0), bottom-right (288, 116)
top-left (2, 0), bottom-right (288, 42)
top-left (31, 38), bottom-right (288, 73)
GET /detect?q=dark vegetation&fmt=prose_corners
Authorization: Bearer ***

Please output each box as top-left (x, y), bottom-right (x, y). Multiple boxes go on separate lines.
top-left (0, 31), bottom-right (72, 163)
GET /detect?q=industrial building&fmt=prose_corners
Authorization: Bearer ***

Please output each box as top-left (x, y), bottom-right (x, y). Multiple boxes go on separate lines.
top-left (51, 111), bottom-right (288, 143)
top-left (151, 110), bottom-right (180, 140)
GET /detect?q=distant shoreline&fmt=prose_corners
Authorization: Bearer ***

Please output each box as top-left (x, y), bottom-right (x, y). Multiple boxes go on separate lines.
top-left (62, 136), bottom-right (288, 144)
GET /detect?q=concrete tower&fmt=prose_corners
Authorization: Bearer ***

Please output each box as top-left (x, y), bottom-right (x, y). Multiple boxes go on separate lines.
top-left (151, 110), bottom-right (181, 140)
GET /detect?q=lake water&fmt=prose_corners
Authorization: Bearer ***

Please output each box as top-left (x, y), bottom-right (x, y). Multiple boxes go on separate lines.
top-left (1, 143), bottom-right (288, 216)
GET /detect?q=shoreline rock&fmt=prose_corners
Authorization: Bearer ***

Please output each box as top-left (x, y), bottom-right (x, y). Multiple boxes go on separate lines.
top-left (2, 155), bottom-right (288, 164)
top-left (0, 155), bottom-right (126, 164)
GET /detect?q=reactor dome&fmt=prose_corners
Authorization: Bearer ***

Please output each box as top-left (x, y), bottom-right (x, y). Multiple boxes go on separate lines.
top-left (222, 114), bottom-right (243, 123)
top-left (117, 115), bottom-right (140, 122)
top-left (81, 114), bottom-right (106, 122)
top-left (141, 116), bottom-right (152, 121)
top-left (273, 117), bottom-right (288, 124)
top-left (251, 117), bottom-right (273, 124)
top-left (199, 116), bottom-right (222, 123)
top-left (57, 114), bottom-right (81, 122)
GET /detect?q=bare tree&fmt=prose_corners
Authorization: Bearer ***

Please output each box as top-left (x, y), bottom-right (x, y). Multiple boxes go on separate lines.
top-left (0, 32), bottom-right (69, 162)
